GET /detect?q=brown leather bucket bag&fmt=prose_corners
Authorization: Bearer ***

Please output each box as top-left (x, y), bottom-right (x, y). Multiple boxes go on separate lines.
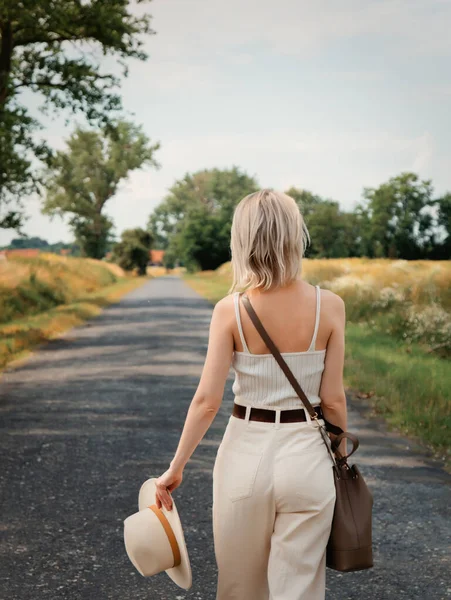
top-left (241, 293), bottom-right (374, 572)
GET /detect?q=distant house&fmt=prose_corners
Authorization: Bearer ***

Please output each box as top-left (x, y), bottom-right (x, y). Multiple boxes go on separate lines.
top-left (149, 249), bottom-right (165, 266)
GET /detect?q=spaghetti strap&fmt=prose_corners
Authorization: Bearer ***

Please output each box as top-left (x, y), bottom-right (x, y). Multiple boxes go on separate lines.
top-left (234, 292), bottom-right (250, 354)
top-left (308, 285), bottom-right (321, 351)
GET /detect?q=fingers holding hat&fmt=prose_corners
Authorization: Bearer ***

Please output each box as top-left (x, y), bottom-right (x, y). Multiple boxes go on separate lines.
top-left (155, 468), bottom-right (183, 511)
top-left (155, 482), bottom-right (172, 511)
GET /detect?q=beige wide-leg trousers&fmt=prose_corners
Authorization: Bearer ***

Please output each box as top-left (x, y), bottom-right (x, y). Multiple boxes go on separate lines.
top-left (212, 406), bottom-right (336, 600)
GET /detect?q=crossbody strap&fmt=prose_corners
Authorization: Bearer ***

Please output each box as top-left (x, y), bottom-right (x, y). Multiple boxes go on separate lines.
top-left (241, 292), bottom-right (360, 462)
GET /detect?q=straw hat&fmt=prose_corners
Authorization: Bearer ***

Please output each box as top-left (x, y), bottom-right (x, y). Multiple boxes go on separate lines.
top-left (123, 478), bottom-right (192, 590)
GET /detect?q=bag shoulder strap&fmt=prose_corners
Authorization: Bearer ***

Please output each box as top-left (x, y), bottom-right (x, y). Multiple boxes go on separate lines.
top-left (241, 292), bottom-right (344, 438)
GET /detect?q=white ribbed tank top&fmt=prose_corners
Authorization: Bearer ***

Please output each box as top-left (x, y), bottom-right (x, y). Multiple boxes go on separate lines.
top-left (232, 285), bottom-right (326, 410)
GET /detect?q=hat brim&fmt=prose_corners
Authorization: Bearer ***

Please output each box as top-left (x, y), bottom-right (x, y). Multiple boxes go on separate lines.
top-left (138, 478), bottom-right (192, 590)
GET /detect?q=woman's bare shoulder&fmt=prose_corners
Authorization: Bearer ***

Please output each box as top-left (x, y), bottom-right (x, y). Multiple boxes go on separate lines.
top-left (212, 292), bottom-right (236, 321)
top-left (319, 287), bottom-right (345, 319)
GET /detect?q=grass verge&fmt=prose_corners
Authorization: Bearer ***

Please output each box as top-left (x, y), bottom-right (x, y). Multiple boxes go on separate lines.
top-left (0, 276), bottom-right (147, 372)
top-left (344, 322), bottom-right (450, 469)
top-left (183, 271), bottom-right (451, 471)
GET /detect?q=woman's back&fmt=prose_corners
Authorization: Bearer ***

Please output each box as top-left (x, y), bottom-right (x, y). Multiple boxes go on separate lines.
top-left (232, 280), bottom-right (328, 354)
top-left (232, 281), bottom-right (335, 409)
top-left (232, 283), bottom-right (326, 409)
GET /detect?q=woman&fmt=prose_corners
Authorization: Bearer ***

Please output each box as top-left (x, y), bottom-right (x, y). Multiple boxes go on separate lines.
top-left (155, 189), bottom-right (347, 599)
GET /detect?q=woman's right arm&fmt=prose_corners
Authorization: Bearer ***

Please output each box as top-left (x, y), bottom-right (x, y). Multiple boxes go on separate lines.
top-left (319, 293), bottom-right (348, 457)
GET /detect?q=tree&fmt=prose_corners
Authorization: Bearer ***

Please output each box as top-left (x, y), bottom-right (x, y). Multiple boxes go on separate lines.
top-left (171, 204), bottom-right (232, 271)
top-left (304, 201), bottom-right (349, 258)
top-left (43, 120), bottom-right (159, 258)
top-left (0, 0), bottom-right (154, 229)
top-left (357, 172), bottom-right (436, 259)
top-left (285, 187), bottom-right (324, 219)
top-left (111, 228), bottom-right (153, 275)
top-left (1, 236), bottom-right (80, 254)
top-left (285, 187), bottom-right (360, 258)
top-left (148, 167), bottom-right (259, 270)
top-left (7, 236), bottom-right (49, 249)
top-left (433, 192), bottom-right (451, 259)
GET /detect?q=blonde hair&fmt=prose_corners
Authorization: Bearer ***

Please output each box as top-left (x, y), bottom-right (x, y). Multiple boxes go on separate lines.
top-left (228, 188), bottom-right (310, 294)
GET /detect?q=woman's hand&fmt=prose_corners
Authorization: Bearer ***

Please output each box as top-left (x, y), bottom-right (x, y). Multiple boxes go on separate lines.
top-left (155, 467), bottom-right (183, 511)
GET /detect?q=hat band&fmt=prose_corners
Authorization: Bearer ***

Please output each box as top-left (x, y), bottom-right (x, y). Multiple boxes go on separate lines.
top-left (148, 504), bottom-right (182, 568)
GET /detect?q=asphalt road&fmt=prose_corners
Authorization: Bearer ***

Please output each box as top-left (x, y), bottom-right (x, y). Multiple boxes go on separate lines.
top-left (0, 275), bottom-right (450, 600)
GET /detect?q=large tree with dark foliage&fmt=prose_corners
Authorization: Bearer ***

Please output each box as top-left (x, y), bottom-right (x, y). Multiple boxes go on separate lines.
top-left (357, 172), bottom-right (444, 259)
top-left (286, 187), bottom-right (361, 258)
top-left (0, 0), bottom-right (154, 229)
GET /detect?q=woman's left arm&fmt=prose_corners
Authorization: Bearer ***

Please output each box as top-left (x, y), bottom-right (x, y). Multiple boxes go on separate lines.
top-left (155, 297), bottom-right (234, 510)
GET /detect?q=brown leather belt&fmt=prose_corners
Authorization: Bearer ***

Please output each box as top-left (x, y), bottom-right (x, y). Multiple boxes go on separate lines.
top-left (232, 402), bottom-right (323, 423)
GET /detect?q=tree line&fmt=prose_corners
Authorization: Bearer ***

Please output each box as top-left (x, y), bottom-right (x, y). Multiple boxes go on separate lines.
top-left (4, 161), bottom-right (450, 273)
top-left (149, 167), bottom-right (450, 271)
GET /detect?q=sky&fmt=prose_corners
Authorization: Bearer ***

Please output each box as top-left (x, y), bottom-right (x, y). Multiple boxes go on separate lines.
top-left (2, 0), bottom-right (451, 246)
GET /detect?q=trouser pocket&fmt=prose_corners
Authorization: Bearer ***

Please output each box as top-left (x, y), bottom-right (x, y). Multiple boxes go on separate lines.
top-left (219, 448), bottom-right (263, 502)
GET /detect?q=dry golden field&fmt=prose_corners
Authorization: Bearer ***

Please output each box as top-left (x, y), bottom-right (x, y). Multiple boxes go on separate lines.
top-left (0, 254), bottom-right (146, 369)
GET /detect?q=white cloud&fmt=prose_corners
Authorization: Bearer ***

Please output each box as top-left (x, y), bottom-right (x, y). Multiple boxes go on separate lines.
top-left (146, 0), bottom-right (451, 59)
top-left (411, 133), bottom-right (435, 171)
top-left (122, 59), bottom-right (219, 94)
top-left (160, 129), bottom-right (435, 163)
